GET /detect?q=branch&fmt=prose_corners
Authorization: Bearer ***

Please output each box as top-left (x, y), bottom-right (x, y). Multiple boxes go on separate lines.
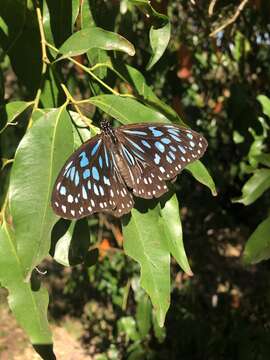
top-left (209, 0), bottom-right (249, 38)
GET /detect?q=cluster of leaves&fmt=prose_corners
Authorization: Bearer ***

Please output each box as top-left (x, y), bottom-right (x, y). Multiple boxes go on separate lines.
top-left (0, 1), bottom-right (215, 358)
top-left (1, 0), bottom-right (270, 359)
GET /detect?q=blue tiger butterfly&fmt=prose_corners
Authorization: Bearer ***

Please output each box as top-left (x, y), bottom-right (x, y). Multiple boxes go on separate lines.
top-left (51, 120), bottom-right (207, 218)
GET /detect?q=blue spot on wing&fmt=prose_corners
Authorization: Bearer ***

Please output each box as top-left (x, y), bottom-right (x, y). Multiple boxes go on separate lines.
top-left (103, 145), bottom-right (109, 167)
top-left (92, 166), bottom-right (100, 181)
top-left (83, 169), bottom-right (91, 179)
top-left (99, 155), bottom-right (103, 168)
top-left (75, 171), bottom-right (80, 186)
top-left (141, 140), bottom-right (151, 149)
top-left (60, 186), bottom-right (66, 195)
top-left (126, 137), bottom-right (145, 153)
top-left (161, 138), bottom-right (171, 144)
top-left (91, 139), bottom-right (101, 156)
top-left (149, 127), bottom-right (163, 137)
top-left (155, 141), bottom-right (165, 153)
top-left (122, 145), bottom-right (135, 165)
top-left (79, 152), bottom-right (89, 167)
top-left (187, 132), bottom-right (193, 139)
top-left (123, 130), bottom-right (148, 135)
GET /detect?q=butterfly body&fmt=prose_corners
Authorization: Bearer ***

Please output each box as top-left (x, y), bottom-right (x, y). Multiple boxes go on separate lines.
top-left (51, 120), bottom-right (207, 219)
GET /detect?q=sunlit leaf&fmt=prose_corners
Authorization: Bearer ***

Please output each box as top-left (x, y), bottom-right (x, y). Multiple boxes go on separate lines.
top-left (9, 107), bottom-right (74, 277)
top-left (0, 223), bottom-right (53, 349)
top-left (258, 95), bottom-right (270, 119)
top-left (58, 27), bottom-right (135, 59)
top-left (233, 169), bottom-right (270, 205)
top-left (243, 216), bottom-right (270, 264)
top-left (89, 94), bottom-right (169, 124)
top-left (159, 194), bottom-right (192, 275)
top-left (147, 21), bottom-right (171, 70)
top-left (186, 161), bottom-right (217, 196)
top-left (123, 207), bottom-right (170, 327)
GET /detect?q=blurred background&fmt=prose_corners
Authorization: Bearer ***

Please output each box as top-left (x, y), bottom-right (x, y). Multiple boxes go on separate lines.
top-left (1, 0), bottom-right (270, 359)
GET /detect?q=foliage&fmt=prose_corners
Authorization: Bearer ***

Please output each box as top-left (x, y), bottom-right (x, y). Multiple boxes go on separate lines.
top-left (1, 0), bottom-right (270, 359)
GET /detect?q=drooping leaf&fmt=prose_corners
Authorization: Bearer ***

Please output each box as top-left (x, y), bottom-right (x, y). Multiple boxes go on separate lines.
top-left (147, 21), bottom-right (171, 70)
top-left (233, 169), bottom-right (270, 205)
top-left (123, 207), bottom-right (170, 326)
top-left (9, 107), bottom-right (74, 278)
top-left (243, 216), bottom-right (270, 264)
top-left (128, 0), bottom-right (171, 69)
top-left (58, 27), bottom-right (135, 59)
top-left (159, 194), bottom-right (192, 275)
top-left (186, 161), bottom-right (217, 196)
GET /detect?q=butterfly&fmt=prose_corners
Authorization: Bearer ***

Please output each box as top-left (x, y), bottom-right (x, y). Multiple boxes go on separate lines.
top-left (51, 120), bottom-right (207, 218)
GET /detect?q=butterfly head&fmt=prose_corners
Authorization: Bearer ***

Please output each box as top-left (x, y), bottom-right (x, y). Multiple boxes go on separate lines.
top-left (100, 119), bottom-right (117, 143)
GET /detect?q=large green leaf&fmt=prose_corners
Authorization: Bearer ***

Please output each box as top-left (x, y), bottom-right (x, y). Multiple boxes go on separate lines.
top-left (186, 161), bottom-right (217, 196)
top-left (123, 207), bottom-right (170, 326)
top-left (233, 168), bottom-right (270, 205)
top-left (243, 216), bottom-right (270, 264)
top-left (0, 223), bottom-right (53, 351)
top-left (89, 94), bottom-right (169, 124)
top-left (159, 194), bottom-right (192, 275)
top-left (58, 27), bottom-right (135, 59)
top-left (9, 107), bottom-right (74, 278)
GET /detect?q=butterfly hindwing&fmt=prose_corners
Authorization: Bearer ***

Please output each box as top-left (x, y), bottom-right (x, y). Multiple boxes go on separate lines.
top-left (51, 134), bottom-right (133, 219)
top-left (115, 123), bottom-right (207, 199)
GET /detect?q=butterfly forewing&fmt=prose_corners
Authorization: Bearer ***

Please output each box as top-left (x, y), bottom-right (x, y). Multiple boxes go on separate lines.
top-left (51, 134), bottom-right (133, 219)
top-left (115, 123), bottom-right (207, 199)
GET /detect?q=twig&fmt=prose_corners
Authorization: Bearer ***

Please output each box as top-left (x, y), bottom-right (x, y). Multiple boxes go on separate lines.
top-left (208, 0), bottom-right (218, 16)
top-left (210, 0), bottom-right (249, 38)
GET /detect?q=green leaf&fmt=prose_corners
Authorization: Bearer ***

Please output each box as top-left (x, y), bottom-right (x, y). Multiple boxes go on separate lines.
top-left (254, 153), bottom-right (270, 168)
top-left (0, 101), bottom-right (33, 133)
top-left (43, 0), bottom-right (80, 47)
top-left (159, 194), bottom-right (192, 275)
top-left (111, 62), bottom-right (182, 123)
top-left (233, 169), bottom-right (270, 205)
top-left (135, 292), bottom-right (152, 338)
top-left (147, 22), bottom-right (171, 70)
top-left (58, 27), bottom-right (135, 59)
top-left (128, 0), bottom-right (171, 69)
top-left (0, 1), bottom-right (42, 96)
top-left (117, 316), bottom-right (140, 341)
top-left (81, 0), bottom-right (110, 80)
top-left (257, 95), bottom-right (270, 119)
top-left (123, 207), bottom-right (170, 327)
top-left (52, 218), bottom-right (91, 267)
top-left (0, 222), bottom-right (53, 348)
top-left (185, 161), bottom-right (217, 196)
top-left (243, 216), bottom-right (270, 264)
top-left (9, 107), bottom-right (74, 278)
top-left (40, 66), bottom-right (64, 108)
top-left (89, 94), bottom-right (169, 124)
